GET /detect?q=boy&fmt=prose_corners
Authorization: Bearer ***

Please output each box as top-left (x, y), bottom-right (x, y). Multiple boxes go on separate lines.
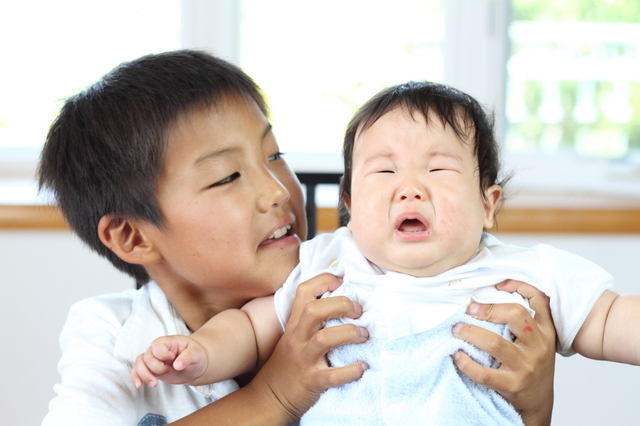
top-left (132, 81), bottom-right (639, 425)
top-left (39, 50), bottom-right (555, 426)
top-left (38, 49), bottom-right (369, 426)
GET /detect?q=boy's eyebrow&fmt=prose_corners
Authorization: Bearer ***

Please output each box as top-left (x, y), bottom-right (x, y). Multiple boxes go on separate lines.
top-left (194, 124), bottom-right (273, 166)
top-left (194, 147), bottom-right (240, 167)
top-left (259, 123), bottom-right (274, 146)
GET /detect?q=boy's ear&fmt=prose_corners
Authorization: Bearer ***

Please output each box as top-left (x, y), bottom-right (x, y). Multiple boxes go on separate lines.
top-left (97, 215), bottom-right (162, 265)
top-left (482, 185), bottom-right (503, 229)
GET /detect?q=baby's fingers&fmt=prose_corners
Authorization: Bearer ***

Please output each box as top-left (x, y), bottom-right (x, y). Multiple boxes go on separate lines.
top-left (131, 354), bottom-right (159, 388)
top-left (173, 349), bottom-right (199, 371)
top-left (143, 347), bottom-right (175, 376)
top-left (149, 339), bottom-right (180, 362)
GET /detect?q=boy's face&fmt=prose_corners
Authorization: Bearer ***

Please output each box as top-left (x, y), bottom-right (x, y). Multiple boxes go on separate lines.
top-left (143, 96), bottom-right (306, 305)
top-left (346, 107), bottom-right (501, 277)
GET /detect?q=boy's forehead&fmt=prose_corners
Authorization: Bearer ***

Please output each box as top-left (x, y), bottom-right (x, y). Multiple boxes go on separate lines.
top-left (167, 95), bottom-right (265, 148)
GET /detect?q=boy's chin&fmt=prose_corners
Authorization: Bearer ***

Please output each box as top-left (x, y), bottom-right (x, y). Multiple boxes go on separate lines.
top-left (268, 250), bottom-right (300, 287)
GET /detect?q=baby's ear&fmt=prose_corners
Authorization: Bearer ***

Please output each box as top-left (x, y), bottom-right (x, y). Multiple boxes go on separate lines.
top-left (341, 192), bottom-right (351, 211)
top-left (97, 214), bottom-right (162, 264)
top-left (340, 192), bottom-right (352, 229)
top-left (482, 185), bottom-right (503, 229)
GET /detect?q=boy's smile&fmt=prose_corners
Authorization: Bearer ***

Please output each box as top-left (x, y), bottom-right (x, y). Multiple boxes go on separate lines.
top-left (346, 107), bottom-right (501, 277)
top-left (140, 96), bottom-right (306, 311)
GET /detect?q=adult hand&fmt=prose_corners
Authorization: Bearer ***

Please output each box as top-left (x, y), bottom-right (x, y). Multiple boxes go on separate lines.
top-left (452, 280), bottom-right (556, 426)
top-left (245, 273), bottom-right (369, 423)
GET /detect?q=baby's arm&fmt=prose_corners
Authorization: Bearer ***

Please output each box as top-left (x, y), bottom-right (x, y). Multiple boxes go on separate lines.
top-left (189, 296), bottom-right (283, 385)
top-left (133, 295), bottom-right (283, 387)
top-left (573, 290), bottom-right (640, 364)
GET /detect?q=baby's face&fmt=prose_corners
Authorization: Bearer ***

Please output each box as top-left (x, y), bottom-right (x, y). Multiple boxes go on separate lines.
top-left (346, 107), bottom-right (501, 277)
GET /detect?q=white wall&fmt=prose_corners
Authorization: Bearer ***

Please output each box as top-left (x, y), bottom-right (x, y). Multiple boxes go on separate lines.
top-left (2, 230), bottom-right (640, 425)
top-left (0, 230), bottom-right (133, 426)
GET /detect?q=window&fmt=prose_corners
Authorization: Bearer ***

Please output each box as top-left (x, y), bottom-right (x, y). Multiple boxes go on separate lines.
top-left (240, 0), bottom-right (444, 155)
top-left (506, 0), bottom-right (640, 158)
top-left (3, 0), bottom-right (638, 207)
top-left (500, 0), bottom-right (640, 207)
top-left (0, 0), bottom-right (180, 175)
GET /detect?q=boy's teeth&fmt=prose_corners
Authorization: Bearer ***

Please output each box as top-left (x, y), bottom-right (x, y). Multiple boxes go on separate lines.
top-left (269, 224), bottom-right (291, 240)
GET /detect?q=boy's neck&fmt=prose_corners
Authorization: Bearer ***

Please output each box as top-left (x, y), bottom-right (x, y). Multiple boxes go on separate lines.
top-left (145, 262), bottom-right (254, 331)
top-left (153, 278), bottom-right (244, 332)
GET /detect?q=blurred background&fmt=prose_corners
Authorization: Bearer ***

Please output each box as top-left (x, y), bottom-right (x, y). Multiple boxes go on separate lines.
top-left (1, 0), bottom-right (639, 424)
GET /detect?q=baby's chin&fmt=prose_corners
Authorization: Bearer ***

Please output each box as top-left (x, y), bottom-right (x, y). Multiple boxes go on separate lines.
top-left (375, 255), bottom-right (463, 278)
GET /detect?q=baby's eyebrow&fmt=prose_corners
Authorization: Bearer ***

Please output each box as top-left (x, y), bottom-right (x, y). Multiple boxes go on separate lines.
top-left (429, 151), bottom-right (463, 162)
top-left (362, 151), bottom-right (395, 164)
top-left (363, 150), bottom-right (462, 164)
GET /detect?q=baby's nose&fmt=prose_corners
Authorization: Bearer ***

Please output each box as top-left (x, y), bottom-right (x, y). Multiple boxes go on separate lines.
top-left (397, 183), bottom-right (425, 201)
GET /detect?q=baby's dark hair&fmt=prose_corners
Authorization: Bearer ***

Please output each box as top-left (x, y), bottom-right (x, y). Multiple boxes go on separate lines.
top-left (339, 80), bottom-right (506, 224)
top-left (38, 50), bottom-right (267, 284)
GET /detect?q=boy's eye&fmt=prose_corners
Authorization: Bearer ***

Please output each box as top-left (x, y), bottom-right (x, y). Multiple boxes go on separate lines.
top-left (208, 172), bottom-right (240, 188)
top-left (377, 170), bottom-right (394, 174)
top-left (268, 152), bottom-right (284, 161)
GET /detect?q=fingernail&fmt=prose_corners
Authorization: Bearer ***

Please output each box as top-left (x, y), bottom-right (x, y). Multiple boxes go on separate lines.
top-left (354, 303), bottom-right (363, 316)
top-left (361, 362), bottom-right (370, 372)
top-left (359, 327), bottom-right (369, 338)
top-left (452, 350), bottom-right (461, 360)
top-left (468, 303), bottom-right (480, 315)
top-left (452, 323), bottom-right (462, 336)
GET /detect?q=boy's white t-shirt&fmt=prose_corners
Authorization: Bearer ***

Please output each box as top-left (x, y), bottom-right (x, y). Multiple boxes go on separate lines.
top-left (274, 227), bottom-right (613, 356)
top-left (42, 281), bottom-right (239, 426)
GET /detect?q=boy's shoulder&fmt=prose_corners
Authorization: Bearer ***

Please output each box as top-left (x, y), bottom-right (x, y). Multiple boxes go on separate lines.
top-left (66, 287), bottom-right (139, 329)
top-left (62, 282), bottom-right (188, 361)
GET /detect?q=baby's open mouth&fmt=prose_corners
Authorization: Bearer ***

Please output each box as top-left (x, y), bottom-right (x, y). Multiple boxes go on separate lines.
top-left (397, 218), bottom-right (428, 233)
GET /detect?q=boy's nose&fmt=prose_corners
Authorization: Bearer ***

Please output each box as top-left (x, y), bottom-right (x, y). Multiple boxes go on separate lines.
top-left (257, 170), bottom-right (290, 212)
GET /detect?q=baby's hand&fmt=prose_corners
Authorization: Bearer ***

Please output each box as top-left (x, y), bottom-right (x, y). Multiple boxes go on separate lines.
top-left (131, 335), bottom-right (209, 388)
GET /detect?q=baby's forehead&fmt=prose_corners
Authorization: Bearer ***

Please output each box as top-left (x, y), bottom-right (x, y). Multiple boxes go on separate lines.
top-left (355, 106), bottom-right (475, 146)
top-left (367, 102), bottom-right (472, 128)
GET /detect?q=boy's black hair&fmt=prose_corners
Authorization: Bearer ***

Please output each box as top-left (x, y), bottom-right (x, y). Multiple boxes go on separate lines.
top-left (38, 50), bottom-right (268, 284)
top-left (339, 80), bottom-right (507, 224)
